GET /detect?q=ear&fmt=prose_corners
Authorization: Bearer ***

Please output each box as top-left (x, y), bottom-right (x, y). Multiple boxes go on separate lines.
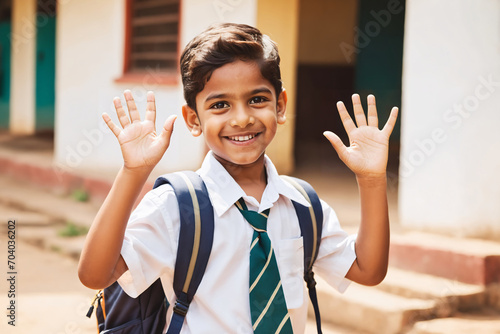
top-left (182, 104), bottom-right (202, 137)
top-left (277, 89), bottom-right (287, 125)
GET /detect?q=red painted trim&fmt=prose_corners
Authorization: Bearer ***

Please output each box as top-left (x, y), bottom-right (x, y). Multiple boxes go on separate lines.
top-left (0, 155), bottom-right (153, 206)
top-left (176, 0), bottom-right (183, 75)
top-left (114, 72), bottom-right (179, 86)
top-left (123, 0), bottom-right (133, 74)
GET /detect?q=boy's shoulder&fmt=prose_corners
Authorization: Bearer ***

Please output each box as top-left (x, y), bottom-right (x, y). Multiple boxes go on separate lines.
top-left (146, 171), bottom-right (206, 205)
top-left (146, 181), bottom-right (177, 203)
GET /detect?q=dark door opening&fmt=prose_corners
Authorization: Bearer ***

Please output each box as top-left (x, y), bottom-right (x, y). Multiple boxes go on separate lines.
top-left (294, 0), bottom-right (404, 175)
top-left (35, 0), bottom-right (57, 135)
top-left (0, 0), bottom-right (12, 130)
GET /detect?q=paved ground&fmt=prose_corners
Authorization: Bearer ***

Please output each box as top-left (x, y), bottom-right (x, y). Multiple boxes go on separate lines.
top-left (408, 310), bottom-right (500, 334)
top-left (0, 234), bottom-right (96, 334)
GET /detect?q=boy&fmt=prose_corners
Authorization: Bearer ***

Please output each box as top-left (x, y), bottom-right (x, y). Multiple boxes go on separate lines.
top-left (78, 23), bottom-right (398, 333)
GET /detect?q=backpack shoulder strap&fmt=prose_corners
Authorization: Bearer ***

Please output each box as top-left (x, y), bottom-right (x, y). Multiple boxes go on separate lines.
top-left (280, 175), bottom-right (324, 334)
top-left (153, 171), bottom-right (214, 334)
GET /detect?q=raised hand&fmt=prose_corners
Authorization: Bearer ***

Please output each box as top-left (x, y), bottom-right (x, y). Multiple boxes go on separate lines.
top-left (102, 90), bottom-right (177, 172)
top-left (323, 94), bottom-right (398, 178)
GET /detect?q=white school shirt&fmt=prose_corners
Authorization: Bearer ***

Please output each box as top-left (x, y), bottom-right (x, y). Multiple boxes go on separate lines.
top-left (118, 151), bottom-right (357, 334)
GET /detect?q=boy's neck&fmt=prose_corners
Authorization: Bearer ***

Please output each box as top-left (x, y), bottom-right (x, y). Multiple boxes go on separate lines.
top-left (213, 153), bottom-right (267, 203)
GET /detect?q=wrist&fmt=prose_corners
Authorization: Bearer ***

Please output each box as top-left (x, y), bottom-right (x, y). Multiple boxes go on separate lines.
top-left (356, 173), bottom-right (387, 188)
top-left (120, 165), bottom-right (153, 181)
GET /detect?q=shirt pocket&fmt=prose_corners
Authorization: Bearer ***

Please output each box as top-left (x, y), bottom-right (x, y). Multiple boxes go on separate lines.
top-left (277, 236), bottom-right (304, 309)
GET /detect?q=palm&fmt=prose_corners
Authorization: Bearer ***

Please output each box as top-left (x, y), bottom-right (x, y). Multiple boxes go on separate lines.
top-left (116, 120), bottom-right (164, 169)
top-left (103, 90), bottom-right (177, 170)
top-left (324, 94), bottom-right (398, 177)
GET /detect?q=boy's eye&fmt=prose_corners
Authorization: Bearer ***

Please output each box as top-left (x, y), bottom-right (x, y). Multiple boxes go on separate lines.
top-left (210, 101), bottom-right (230, 109)
top-left (249, 96), bottom-right (269, 105)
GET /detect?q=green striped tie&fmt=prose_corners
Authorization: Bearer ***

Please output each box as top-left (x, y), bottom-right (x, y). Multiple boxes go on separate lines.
top-left (236, 199), bottom-right (293, 334)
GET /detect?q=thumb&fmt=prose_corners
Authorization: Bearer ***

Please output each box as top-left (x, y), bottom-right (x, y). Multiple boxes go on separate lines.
top-left (160, 114), bottom-right (177, 146)
top-left (323, 131), bottom-right (348, 160)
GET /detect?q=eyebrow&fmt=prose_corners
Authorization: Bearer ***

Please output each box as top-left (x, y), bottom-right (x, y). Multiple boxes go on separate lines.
top-left (205, 93), bottom-right (230, 103)
top-left (204, 87), bottom-right (273, 103)
top-left (249, 87), bottom-right (273, 96)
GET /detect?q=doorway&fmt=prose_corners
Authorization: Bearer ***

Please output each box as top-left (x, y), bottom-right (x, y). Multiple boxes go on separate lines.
top-left (294, 0), bottom-right (404, 173)
top-left (0, 0), bottom-right (11, 130)
top-left (35, 0), bottom-right (56, 133)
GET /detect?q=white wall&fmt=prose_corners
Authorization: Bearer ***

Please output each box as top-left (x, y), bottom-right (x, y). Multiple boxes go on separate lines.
top-left (54, 0), bottom-right (257, 176)
top-left (181, 0), bottom-right (256, 47)
top-left (399, 0), bottom-right (500, 237)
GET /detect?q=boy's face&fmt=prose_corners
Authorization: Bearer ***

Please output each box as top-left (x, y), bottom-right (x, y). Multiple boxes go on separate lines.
top-left (183, 60), bottom-right (287, 168)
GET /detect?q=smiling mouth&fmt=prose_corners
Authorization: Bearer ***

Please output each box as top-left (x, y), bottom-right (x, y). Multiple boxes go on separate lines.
top-left (227, 133), bottom-right (259, 142)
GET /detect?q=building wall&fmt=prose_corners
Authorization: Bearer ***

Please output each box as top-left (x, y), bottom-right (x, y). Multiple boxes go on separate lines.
top-left (257, 0), bottom-right (299, 174)
top-left (54, 0), bottom-right (257, 176)
top-left (399, 0), bottom-right (500, 237)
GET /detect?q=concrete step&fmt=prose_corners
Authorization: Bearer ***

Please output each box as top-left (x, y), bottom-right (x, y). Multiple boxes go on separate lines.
top-left (310, 266), bottom-right (490, 334)
top-left (407, 310), bottom-right (500, 334)
top-left (378, 267), bottom-right (486, 315)
top-left (311, 276), bottom-right (437, 334)
top-left (305, 319), bottom-right (370, 334)
top-left (0, 174), bottom-right (99, 229)
top-left (390, 231), bottom-right (500, 285)
top-left (0, 201), bottom-right (86, 261)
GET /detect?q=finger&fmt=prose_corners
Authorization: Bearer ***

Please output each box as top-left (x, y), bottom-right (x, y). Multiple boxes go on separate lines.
top-left (160, 115), bottom-right (178, 146)
top-left (381, 107), bottom-right (399, 137)
top-left (113, 97), bottom-right (131, 128)
top-left (102, 112), bottom-right (122, 138)
top-left (352, 94), bottom-right (367, 127)
top-left (145, 91), bottom-right (156, 123)
top-left (367, 94), bottom-right (378, 128)
top-left (336, 101), bottom-right (356, 134)
top-left (323, 131), bottom-right (348, 161)
top-left (123, 90), bottom-right (141, 123)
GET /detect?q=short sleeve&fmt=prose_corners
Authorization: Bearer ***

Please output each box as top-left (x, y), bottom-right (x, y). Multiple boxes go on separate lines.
top-left (117, 185), bottom-right (179, 298)
top-left (313, 199), bottom-right (357, 293)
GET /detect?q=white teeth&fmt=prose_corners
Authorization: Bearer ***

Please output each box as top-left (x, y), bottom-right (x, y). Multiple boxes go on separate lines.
top-left (229, 134), bottom-right (256, 142)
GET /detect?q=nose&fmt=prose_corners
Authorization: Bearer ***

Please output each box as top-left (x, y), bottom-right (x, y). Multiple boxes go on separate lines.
top-left (229, 104), bottom-right (255, 128)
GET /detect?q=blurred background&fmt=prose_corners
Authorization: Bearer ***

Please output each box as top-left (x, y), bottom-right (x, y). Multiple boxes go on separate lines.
top-left (0, 0), bottom-right (499, 333)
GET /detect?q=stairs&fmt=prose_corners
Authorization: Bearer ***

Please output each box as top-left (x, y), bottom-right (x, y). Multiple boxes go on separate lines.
top-left (310, 231), bottom-right (500, 333)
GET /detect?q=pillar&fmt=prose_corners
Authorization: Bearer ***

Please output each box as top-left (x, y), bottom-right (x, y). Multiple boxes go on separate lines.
top-left (257, 0), bottom-right (299, 174)
top-left (10, 0), bottom-right (37, 135)
top-left (399, 0), bottom-right (500, 238)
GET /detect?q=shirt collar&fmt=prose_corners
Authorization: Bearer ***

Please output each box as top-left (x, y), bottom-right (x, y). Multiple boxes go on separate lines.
top-left (197, 152), bottom-right (311, 217)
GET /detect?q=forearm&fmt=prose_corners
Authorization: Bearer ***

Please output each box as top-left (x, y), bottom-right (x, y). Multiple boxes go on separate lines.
top-left (325, 93), bottom-right (397, 285)
top-left (347, 175), bottom-right (390, 285)
top-left (78, 166), bottom-right (152, 289)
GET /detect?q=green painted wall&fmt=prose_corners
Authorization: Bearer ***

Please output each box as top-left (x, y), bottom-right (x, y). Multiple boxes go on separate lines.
top-left (0, 21), bottom-right (10, 129)
top-left (35, 13), bottom-right (56, 131)
top-left (355, 0), bottom-right (405, 140)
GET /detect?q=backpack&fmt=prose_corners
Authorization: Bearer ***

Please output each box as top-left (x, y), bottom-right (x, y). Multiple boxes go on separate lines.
top-left (86, 171), bottom-right (324, 334)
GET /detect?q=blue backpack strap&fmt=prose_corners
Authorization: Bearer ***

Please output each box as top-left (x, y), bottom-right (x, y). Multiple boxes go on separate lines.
top-left (281, 176), bottom-right (324, 334)
top-left (153, 171), bottom-right (214, 334)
